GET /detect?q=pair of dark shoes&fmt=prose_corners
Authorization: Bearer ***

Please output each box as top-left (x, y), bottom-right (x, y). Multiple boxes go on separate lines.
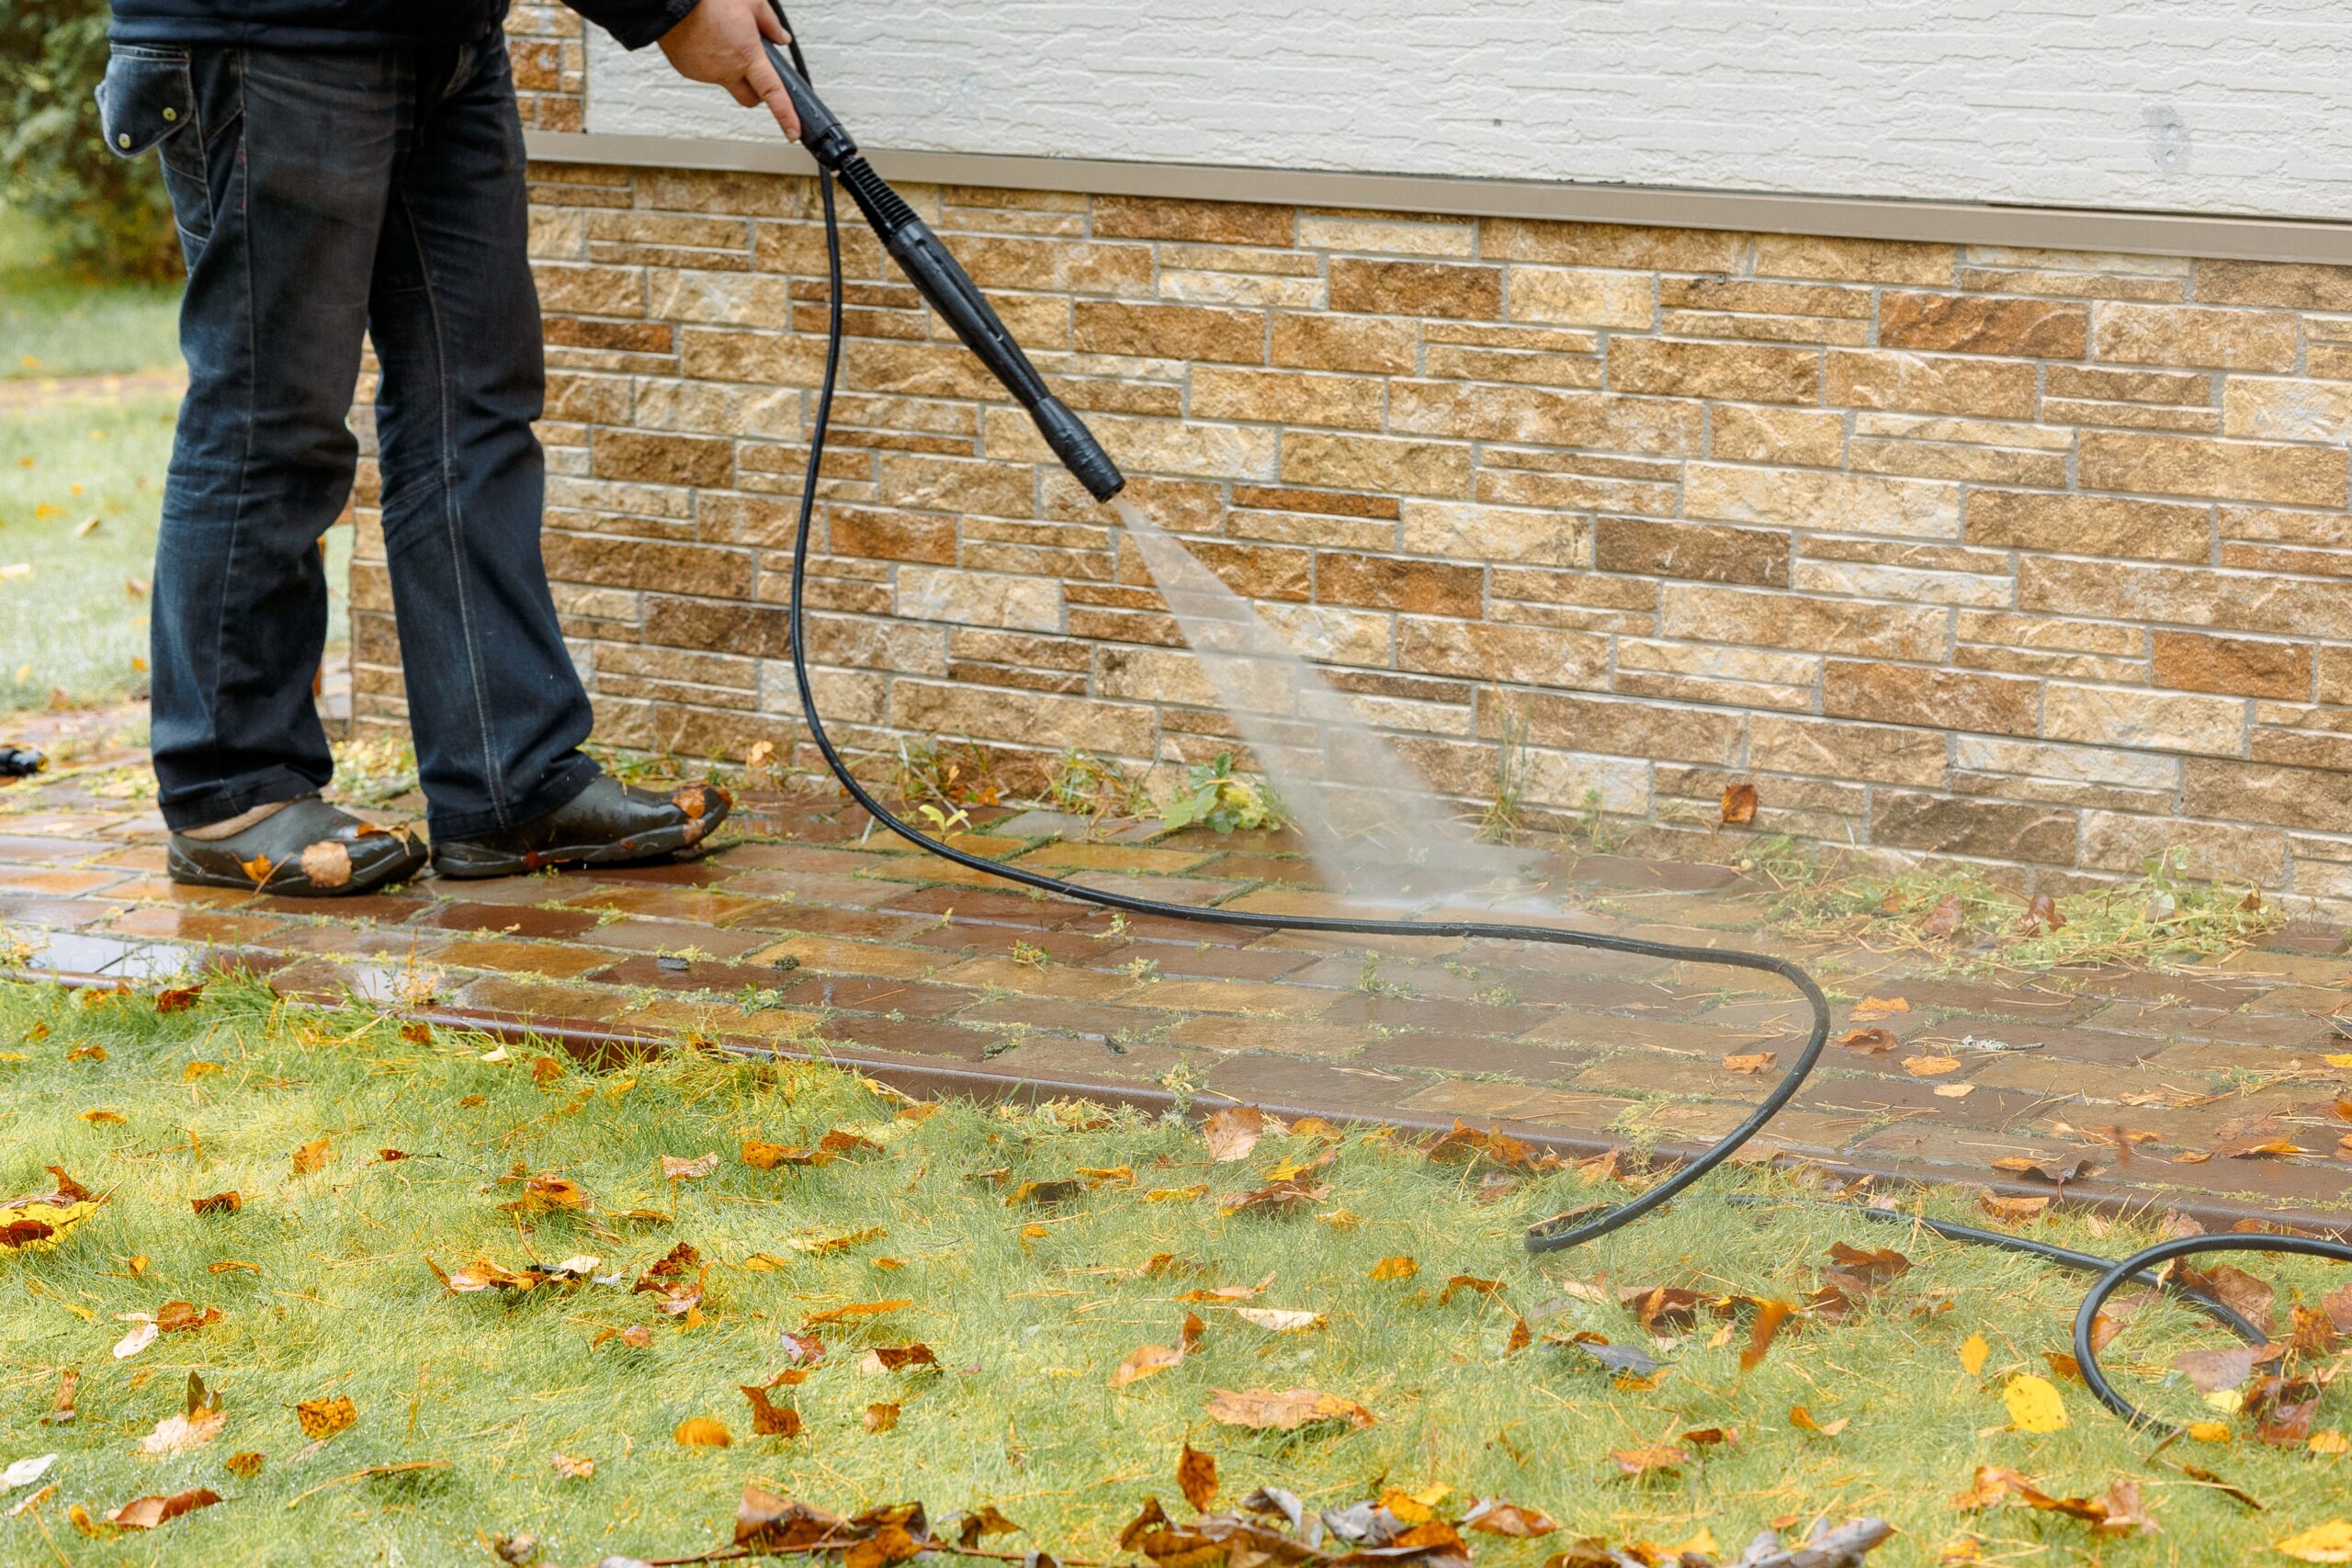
top-left (166, 777), bottom-right (731, 898)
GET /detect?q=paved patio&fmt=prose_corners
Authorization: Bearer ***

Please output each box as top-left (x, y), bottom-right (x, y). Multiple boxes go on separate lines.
top-left (4, 734), bottom-right (2350, 1235)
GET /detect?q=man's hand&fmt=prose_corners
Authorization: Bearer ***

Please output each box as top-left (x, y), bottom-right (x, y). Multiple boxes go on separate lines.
top-left (659, 0), bottom-right (802, 140)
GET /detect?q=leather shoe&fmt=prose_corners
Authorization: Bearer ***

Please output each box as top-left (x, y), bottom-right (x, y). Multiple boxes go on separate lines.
top-left (167, 796), bottom-right (425, 897)
top-left (431, 776), bottom-right (729, 879)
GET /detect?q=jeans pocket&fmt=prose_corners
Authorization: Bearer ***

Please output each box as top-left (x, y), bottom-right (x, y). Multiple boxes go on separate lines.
top-left (96, 50), bottom-right (198, 163)
top-left (97, 49), bottom-right (217, 260)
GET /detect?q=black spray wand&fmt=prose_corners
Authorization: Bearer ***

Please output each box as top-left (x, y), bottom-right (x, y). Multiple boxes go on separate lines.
top-left (761, 35), bottom-right (1126, 503)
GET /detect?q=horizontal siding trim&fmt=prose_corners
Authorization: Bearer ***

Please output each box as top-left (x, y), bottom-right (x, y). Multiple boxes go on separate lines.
top-left (523, 130), bottom-right (2352, 268)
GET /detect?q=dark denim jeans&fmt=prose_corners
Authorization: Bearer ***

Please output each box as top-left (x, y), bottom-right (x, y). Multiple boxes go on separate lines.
top-left (97, 36), bottom-right (600, 840)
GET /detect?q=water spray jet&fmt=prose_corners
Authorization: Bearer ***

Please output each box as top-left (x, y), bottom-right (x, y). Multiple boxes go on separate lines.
top-left (759, 8), bottom-right (2346, 1433)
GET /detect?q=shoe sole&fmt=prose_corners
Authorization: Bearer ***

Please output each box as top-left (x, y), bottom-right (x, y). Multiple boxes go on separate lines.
top-left (167, 841), bottom-right (427, 898)
top-left (430, 799), bottom-right (729, 880)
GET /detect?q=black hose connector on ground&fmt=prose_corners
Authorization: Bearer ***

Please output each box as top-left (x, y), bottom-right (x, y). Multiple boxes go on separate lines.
top-left (760, 39), bottom-right (1126, 503)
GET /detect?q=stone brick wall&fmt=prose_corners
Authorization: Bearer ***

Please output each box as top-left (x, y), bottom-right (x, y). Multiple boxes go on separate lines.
top-left (504, 6), bottom-right (585, 132)
top-left (349, 166), bottom-right (2352, 908)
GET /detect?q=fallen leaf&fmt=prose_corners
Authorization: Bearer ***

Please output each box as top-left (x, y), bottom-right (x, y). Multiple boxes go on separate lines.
top-left (551, 1451), bottom-right (594, 1480)
top-left (290, 1137), bottom-right (332, 1177)
top-left (1922, 893), bottom-right (1967, 939)
top-left (38, 1369), bottom-right (77, 1427)
top-left (1218, 1178), bottom-right (1329, 1216)
top-left (1739, 1298), bottom-right (1800, 1372)
top-left (1905, 1055), bottom-right (1962, 1077)
top-left (112, 1321), bottom-right (159, 1360)
top-left (1836, 1027), bottom-right (1899, 1054)
top-left (1, 1455), bottom-right (56, 1493)
top-left (137, 1372), bottom-right (225, 1459)
top-left (1958, 1333), bottom-right (1989, 1376)
top-left (1720, 784), bottom-right (1758, 825)
top-left (675, 1416), bottom-right (732, 1448)
top-left (224, 1452), bottom-right (263, 1479)
top-left (859, 1345), bottom-right (938, 1373)
top-left (1789, 1404), bottom-right (1848, 1437)
top-left (154, 986), bottom-right (203, 1014)
top-left (1463, 1499), bottom-right (1556, 1537)
top-left (1439, 1275), bottom-right (1505, 1306)
top-left (1991, 1155), bottom-right (2095, 1183)
top-left (294, 1394), bottom-right (356, 1441)
top-left (2003, 1373), bottom-right (2069, 1433)
top-left (1178, 1443), bottom-right (1217, 1511)
top-left (1203, 1105), bottom-right (1267, 1163)
top-left (1369, 1256), bottom-right (1419, 1281)
top-left (865, 1403), bottom-right (899, 1433)
top-left (803, 1299), bottom-right (910, 1329)
top-left (2278, 1521), bottom-right (2352, 1562)
top-left (1611, 1443), bottom-right (1685, 1477)
top-left (1204, 1386), bottom-right (1374, 1432)
top-left (740, 1382), bottom-right (803, 1438)
top-left (1723, 1051), bottom-right (1777, 1075)
top-left (107, 1487), bottom-right (220, 1530)
top-left (2173, 1344), bottom-right (2266, 1394)
top-left (1231, 1307), bottom-right (1324, 1333)
top-left (1980, 1192), bottom-right (2050, 1224)
top-left (2018, 893), bottom-right (2066, 936)
top-left (500, 1172), bottom-right (589, 1213)
top-left (1851, 996), bottom-right (1911, 1022)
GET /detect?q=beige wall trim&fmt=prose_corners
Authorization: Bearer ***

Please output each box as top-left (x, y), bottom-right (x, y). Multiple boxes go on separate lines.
top-left (525, 130), bottom-right (2352, 267)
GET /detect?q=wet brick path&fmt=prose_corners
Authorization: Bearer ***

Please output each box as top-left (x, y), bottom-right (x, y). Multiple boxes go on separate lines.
top-left (5, 758), bottom-right (2350, 1234)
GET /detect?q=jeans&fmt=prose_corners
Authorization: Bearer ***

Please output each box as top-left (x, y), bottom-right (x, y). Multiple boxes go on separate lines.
top-left (96, 35), bottom-right (601, 840)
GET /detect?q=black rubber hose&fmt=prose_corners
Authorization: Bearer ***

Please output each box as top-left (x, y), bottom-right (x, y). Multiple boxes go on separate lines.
top-left (764, 9), bottom-right (2346, 1430)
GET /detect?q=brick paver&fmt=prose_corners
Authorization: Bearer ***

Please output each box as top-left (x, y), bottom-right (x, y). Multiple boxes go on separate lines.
top-left (4, 752), bottom-right (2349, 1235)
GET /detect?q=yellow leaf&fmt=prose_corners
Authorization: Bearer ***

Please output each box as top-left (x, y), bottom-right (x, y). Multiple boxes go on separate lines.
top-left (183, 1062), bottom-right (221, 1081)
top-left (1369, 1256), bottom-right (1419, 1281)
top-left (291, 1137), bottom-right (333, 1176)
top-left (673, 1416), bottom-right (732, 1448)
top-left (2188, 1420), bottom-right (2233, 1444)
top-left (2278, 1521), bottom-right (2352, 1563)
top-left (80, 1109), bottom-right (125, 1125)
top-left (2003, 1373), bottom-right (2068, 1433)
top-left (294, 1394), bottom-right (356, 1440)
top-left (2324, 1054), bottom-right (2352, 1070)
top-left (1671, 1529), bottom-right (1719, 1558)
top-left (2311, 1431), bottom-right (2349, 1456)
top-left (1958, 1333), bottom-right (1988, 1377)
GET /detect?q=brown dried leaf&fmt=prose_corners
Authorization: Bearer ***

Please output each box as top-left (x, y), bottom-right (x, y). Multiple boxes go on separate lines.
top-left (1610, 1443), bottom-right (1685, 1477)
top-left (740, 1382), bottom-right (803, 1438)
top-left (1439, 1275), bottom-right (1505, 1306)
top-left (1739, 1297), bottom-right (1800, 1372)
top-left (1922, 893), bottom-right (1967, 939)
top-left (1836, 1026), bottom-right (1899, 1055)
top-left (551, 1450), bottom-right (594, 1480)
top-left (1720, 784), bottom-right (1758, 826)
top-left (865, 1402), bottom-right (900, 1433)
top-left (107, 1487), bottom-right (220, 1530)
top-left (661, 1151), bottom-right (721, 1181)
top-left (1204, 1386), bottom-right (1374, 1432)
top-left (2019, 893), bottom-right (2066, 936)
top-left (736, 1484), bottom-right (844, 1551)
top-left (1177, 1442), bottom-right (1217, 1510)
top-left (803, 1299), bottom-right (911, 1329)
top-left (1723, 1051), bottom-right (1777, 1075)
top-left (1463, 1499), bottom-right (1556, 1537)
top-left (1203, 1104), bottom-right (1268, 1163)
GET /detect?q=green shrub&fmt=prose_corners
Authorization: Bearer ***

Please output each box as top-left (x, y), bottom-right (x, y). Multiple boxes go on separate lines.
top-left (0, 0), bottom-right (181, 280)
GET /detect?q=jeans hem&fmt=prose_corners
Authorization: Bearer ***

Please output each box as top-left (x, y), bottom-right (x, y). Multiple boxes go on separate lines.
top-left (426, 752), bottom-right (602, 842)
top-left (159, 767), bottom-right (331, 832)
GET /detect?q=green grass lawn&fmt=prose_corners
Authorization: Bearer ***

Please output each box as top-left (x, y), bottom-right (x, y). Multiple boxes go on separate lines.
top-left (0, 203), bottom-right (182, 383)
top-left (0, 977), bottom-right (2343, 1566)
top-left (0, 398), bottom-right (354, 716)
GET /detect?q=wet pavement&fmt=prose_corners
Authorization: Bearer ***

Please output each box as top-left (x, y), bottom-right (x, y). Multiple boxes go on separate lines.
top-left (5, 748), bottom-right (2350, 1235)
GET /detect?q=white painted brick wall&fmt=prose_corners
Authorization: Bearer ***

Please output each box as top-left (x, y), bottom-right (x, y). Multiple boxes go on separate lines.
top-left (584, 0), bottom-right (2352, 222)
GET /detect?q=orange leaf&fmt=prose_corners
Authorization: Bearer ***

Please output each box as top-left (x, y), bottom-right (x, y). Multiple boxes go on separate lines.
top-left (1720, 784), bottom-right (1758, 826)
top-left (294, 1394), bottom-right (356, 1440)
top-left (1177, 1443), bottom-right (1217, 1511)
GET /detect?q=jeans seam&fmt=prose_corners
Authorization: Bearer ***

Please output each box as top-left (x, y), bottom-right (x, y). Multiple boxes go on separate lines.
top-left (392, 181), bottom-right (511, 828)
top-left (198, 117), bottom-right (257, 807)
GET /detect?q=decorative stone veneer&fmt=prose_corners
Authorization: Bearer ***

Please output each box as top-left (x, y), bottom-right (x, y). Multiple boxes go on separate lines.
top-left (349, 166), bottom-right (2352, 908)
top-left (504, 6), bottom-right (585, 132)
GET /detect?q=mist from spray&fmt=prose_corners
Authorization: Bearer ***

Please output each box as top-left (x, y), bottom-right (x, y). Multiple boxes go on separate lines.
top-left (1111, 497), bottom-right (1529, 907)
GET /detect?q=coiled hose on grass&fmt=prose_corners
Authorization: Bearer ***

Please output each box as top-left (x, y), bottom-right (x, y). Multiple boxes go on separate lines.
top-left (764, 17), bottom-right (2346, 1432)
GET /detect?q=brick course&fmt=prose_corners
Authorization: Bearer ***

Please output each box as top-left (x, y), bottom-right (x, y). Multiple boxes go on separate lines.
top-left (350, 162), bottom-right (2352, 909)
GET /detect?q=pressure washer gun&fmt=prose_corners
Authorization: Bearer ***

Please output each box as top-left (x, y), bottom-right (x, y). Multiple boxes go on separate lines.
top-left (761, 37), bottom-right (1127, 504)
